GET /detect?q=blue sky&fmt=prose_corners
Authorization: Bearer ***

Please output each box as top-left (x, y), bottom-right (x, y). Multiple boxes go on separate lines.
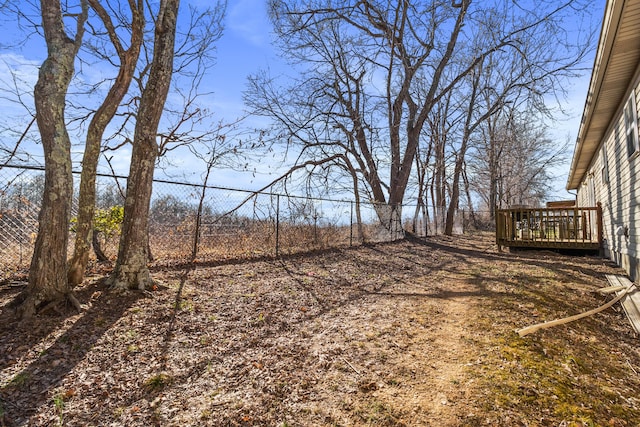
top-left (0, 0), bottom-right (603, 202)
top-left (171, 0), bottom-right (604, 201)
top-left (0, 0), bottom-right (287, 188)
top-left (206, 0), bottom-right (281, 120)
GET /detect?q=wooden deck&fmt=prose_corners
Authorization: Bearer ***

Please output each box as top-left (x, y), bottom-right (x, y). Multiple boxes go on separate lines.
top-left (495, 204), bottom-right (603, 251)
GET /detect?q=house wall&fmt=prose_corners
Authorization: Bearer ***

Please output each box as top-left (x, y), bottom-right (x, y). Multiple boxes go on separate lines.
top-left (577, 68), bottom-right (640, 280)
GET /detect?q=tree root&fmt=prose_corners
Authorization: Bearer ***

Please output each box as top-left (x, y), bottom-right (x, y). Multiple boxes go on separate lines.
top-left (18, 291), bottom-right (84, 320)
top-left (67, 292), bottom-right (83, 311)
top-left (39, 299), bottom-right (65, 316)
top-left (108, 264), bottom-right (153, 292)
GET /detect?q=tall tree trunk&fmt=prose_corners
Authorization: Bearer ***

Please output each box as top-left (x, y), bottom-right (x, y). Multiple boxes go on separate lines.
top-left (68, 0), bottom-right (144, 286)
top-left (434, 135), bottom-right (446, 235)
top-left (19, 0), bottom-right (87, 320)
top-left (414, 142), bottom-right (432, 237)
top-left (487, 117), bottom-right (499, 220)
top-left (429, 167), bottom-right (438, 235)
top-left (192, 159), bottom-right (215, 261)
top-left (445, 165), bottom-right (462, 236)
top-left (109, 0), bottom-right (179, 291)
top-left (445, 58), bottom-right (502, 235)
top-left (345, 160), bottom-right (365, 242)
top-left (462, 167), bottom-right (477, 228)
top-left (445, 135), bottom-right (470, 235)
top-left (91, 230), bottom-right (109, 262)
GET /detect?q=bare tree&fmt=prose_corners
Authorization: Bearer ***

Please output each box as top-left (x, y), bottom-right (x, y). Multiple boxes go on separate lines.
top-left (248, 0), bottom-right (593, 239)
top-left (18, 0), bottom-right (88, 319)
top-left (441, 3), bottom-right (593, 234)
top-left (64, 0), bottom-right (224, 289)
top-left (1, 0), bottom-right (226, 295)
top-left (106, 0), bottom-right (225, 290)
top-left (248, 1), bottom-right (473, 239)
top-left (468, 111), bottom-right (567, 210)
top-left (67, 0), bottom-right (144, 286)
top-left (469, 107), bottom-right (516, 215)
top-left (108, 0), bottom-right (181, 290)
top-left (422, 88), bottom-right (457, 235)
top-left (187, 117), bottom-right (255, 259)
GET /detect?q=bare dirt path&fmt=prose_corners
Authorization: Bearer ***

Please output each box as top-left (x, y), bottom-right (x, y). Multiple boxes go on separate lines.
top-left (1, 233), bottom-right (640, 426)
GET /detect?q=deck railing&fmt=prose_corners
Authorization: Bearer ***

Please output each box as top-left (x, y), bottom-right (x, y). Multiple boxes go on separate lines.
top-left (495, 203), bottom-right (603, 251)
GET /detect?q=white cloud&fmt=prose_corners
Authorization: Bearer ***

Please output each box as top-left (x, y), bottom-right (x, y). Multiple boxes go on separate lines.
top-left (227, 0), bottom-right (271, 46)
top-left (0, 52), bottom-right (39, 159)
top-left (0, 52), bottom-right (39, 104)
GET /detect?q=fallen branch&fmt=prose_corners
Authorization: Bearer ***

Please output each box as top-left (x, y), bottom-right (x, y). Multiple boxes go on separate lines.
top-left (597, 285), bottom-right (626, 295)
top-left (341, 357), bottom-right (361, 375)
top-left (516, 286), bottom-right (632, 337)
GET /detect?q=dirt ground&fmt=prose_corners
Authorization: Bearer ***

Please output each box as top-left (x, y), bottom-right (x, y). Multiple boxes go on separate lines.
top-left (1, 232), bottom-right (640, 426)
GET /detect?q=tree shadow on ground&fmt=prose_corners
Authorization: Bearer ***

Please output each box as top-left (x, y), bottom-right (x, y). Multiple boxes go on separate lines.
top-left (0, 279), bottom-right (142, 426)
top-left (409, 233), bottom-right (619, 282)
top-left (276, 240), bottom-right (507, 324)
top-left (0, 285), bottom-right (75, 373)
top-left (397, 234), bottom-right (629, 329)
top-left (157, 264), bottom-right (191, 371)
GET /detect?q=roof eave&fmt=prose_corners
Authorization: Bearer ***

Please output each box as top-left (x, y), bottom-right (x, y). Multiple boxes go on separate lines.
top-left (566, 0), bottom-right (621, 191)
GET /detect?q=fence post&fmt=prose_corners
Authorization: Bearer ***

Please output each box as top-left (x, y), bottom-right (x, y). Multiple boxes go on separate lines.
top-left (275, 194), bottom-right (280, 257)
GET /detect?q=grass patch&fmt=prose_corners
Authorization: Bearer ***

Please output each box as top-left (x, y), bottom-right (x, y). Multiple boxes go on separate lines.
top-left (52, 394), bottom-right (65, 426)
top-left (9, 372), bottom-right (29, 387)
top-left (354, 399), bottom-right (406, 426)
top-left (143, 373), bottom-right (173, 393)
top-left (469, 260), bottom-right (640, 425)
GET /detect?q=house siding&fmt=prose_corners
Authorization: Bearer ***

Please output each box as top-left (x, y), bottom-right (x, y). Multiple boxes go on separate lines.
top-left (577, 71), bottom-right (640, 280)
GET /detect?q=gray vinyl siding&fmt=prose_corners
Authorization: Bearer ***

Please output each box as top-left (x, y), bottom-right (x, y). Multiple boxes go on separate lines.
top-left (577, 74), bottom-right (640, 280)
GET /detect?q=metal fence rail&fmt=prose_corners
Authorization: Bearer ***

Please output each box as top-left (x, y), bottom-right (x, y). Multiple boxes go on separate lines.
top-left (0, 164), bottom-right (464, 279)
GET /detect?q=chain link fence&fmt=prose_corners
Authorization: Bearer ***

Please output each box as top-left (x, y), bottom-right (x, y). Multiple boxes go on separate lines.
top-left (0, 164), bottom-right (465, 279)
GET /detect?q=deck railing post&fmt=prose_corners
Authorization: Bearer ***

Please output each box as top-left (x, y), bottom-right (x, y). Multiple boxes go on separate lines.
top-left (575, 209), bottom-right (579, 242)
top-left (597, 202), bottom-right (604, 256)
